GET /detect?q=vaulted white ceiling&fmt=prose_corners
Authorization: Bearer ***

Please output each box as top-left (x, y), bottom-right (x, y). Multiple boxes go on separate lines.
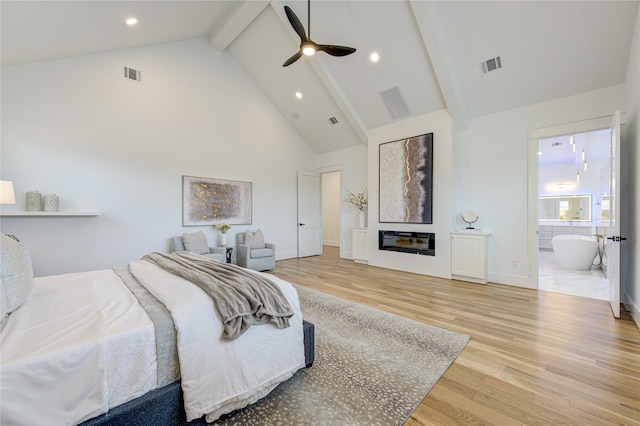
top-left (2, 1), bottom-right (638, 154)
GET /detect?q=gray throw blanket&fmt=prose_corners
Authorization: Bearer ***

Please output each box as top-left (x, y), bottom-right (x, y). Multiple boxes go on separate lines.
top-left (141, 251), bottom-right (293, 340)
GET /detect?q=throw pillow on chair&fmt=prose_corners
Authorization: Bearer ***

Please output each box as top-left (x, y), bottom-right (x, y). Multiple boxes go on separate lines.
top-left (244, 229), bottom-right (265, 249)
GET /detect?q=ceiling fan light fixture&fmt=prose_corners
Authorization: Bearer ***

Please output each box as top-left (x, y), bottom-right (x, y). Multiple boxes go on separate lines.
top-left (282, 2), bottom-right (355, 67)
top-left (302, 44), bottom-right (316, 56)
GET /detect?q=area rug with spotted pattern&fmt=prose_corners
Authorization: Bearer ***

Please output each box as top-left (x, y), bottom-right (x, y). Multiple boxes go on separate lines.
top-left (214, 285), bottom-right (470, 425)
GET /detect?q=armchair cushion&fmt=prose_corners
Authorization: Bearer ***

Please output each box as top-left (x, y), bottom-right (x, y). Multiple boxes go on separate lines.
top-left (244, 229), bottom-right (265, 249)
top-left (250, 248), bottom-right (273, 259)
top-left (182, 231), bottom-right (209, 255)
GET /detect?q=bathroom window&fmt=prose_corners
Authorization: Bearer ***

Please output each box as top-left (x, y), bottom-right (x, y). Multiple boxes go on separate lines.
top-left (539, 195), bottom-right (592, 222)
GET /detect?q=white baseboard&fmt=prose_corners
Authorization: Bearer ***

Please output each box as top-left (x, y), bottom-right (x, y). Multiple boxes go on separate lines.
top-left (275, 250), bottom-right (299, 261)
top-left (489, 272), bottom-right (536, 289)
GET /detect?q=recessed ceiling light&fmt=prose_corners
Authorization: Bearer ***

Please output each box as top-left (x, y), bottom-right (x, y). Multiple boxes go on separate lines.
top-left (126, 17), bottom-right (138, 26)
top-left (370, 52), bottom-right (379, 63)
top-left (295, 91), bottom-right (303, 99)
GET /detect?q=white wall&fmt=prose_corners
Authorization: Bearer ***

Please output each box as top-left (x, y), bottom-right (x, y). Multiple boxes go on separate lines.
top-left (316, 144), bottom-right (368, 259)
top-left (367, 110), bottom-right (453, 279)
top-left (455, 84), bottom-right (626, 288)
top-left (624, 8), bottom-right (640, 327)
top-left (0, 38), bottom-right (316, 276)
top-left (321, 171), bottom-right (340, 247)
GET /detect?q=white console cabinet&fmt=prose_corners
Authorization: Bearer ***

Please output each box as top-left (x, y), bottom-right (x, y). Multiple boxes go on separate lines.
top-left (451, 231), bottom-right (491, 284)
top-left (352, 228), bottom-right (368, 264)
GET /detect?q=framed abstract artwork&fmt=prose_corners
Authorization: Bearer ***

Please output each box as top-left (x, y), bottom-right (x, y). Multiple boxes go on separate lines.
top-left (182, 176), bottom-right (252, 226)
top-left (379, 133), bottom-right (433, 224)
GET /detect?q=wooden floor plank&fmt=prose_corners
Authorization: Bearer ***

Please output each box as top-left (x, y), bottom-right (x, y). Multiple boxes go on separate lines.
top-left (270, 246), bottom-right (640, 425)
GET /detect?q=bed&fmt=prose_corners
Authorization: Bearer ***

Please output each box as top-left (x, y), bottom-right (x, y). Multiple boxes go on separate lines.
top-left (0, 234), bottom-right (313, 425)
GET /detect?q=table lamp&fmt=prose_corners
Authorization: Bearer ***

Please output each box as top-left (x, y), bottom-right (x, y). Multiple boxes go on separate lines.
top-left (1, 180), bottom-right (16, 204)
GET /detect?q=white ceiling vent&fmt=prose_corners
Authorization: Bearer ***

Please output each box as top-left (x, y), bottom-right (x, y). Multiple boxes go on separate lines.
top-left (480, 56), bottom-right (503, 74)
top-left (123, 66), bottom-right (142, 83)
top-left (379, 85), bottom-right (411, 120)
top-left (327, 116), bottom-right (339, 126)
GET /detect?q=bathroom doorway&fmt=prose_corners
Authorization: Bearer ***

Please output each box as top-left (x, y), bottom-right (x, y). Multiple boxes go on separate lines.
top-left (537, 129), bottom-right (609, 300)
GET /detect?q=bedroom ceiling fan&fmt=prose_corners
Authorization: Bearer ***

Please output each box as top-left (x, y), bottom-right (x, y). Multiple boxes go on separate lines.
top-left (282, 0), bottom-right (356, 67)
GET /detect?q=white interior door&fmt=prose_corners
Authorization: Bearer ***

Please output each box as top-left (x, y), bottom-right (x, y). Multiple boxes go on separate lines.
top-left (606, 110), bottom-right (622, 318)
top-left (297, 171), bottom-right (322, 257)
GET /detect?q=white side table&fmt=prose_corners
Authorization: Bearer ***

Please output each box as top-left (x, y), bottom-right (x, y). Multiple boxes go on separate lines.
top-left (451, 231), bottom-right (491, 284)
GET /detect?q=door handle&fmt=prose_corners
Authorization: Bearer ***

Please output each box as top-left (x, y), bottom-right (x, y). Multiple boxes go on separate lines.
top-left (607, 236), bottom-right (627, 242)
top-left (299, 223), bottom-right (305, 226)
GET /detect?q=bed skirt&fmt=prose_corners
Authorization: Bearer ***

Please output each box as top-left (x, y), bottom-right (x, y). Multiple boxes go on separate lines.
top-left (81, 321), bottom-right (315, 426)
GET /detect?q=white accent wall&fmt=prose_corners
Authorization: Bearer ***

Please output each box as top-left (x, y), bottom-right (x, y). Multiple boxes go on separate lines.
top-left (367, 110), bottom-right (454, 279)
top-left (359, 87), bottom-right (625, 287)
top-left (455, 85), bottom-right (626, 289)
top-left (0, 38), bottom-right (316, 276)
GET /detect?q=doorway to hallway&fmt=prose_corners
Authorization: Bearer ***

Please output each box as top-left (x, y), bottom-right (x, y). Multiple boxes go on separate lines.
top-left (321, 171), bottom-right (341, 249)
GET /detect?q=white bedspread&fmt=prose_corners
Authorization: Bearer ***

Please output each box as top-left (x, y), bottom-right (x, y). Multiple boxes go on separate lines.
top-left (128, 259), bottom-right (306, 422)
top-left (0, 269), bottom-right (157, 426)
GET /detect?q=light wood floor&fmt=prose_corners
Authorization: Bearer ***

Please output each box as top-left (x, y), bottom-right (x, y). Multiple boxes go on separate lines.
top-left (270, 246), bottom-right (640, 426)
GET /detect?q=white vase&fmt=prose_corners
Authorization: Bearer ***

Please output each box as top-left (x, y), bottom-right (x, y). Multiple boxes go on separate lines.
top-left (220, 233), bottom-right (228, 247)
top-left (358, 210), bottom-right (366, 228)
top-left (26, 191), bottom-right (42, 211)
top-left (43, 194), bottom-right (59, 212)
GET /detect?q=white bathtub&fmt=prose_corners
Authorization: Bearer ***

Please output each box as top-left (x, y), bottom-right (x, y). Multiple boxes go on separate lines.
top-left (551, 234), bottom-right (598, 270)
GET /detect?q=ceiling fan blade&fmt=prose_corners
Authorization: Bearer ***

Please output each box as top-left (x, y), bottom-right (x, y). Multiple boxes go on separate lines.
top-left (284, 6), bottom-right (307, 41)
top-left (316, 44), bottom-right (356, 57)
top-left (283, 51), bottom-right (303, 67)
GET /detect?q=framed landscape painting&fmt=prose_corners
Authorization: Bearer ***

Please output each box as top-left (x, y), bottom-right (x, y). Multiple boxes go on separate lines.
top-left (182, 176), bottom-right (252, 226)
top-left (379, 133), bottom-right (433, 224)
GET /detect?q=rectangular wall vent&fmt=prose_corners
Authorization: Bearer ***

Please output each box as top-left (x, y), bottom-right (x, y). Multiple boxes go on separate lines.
top-left (327, 116), bottom-right (339, 126)
top-left (480, 56), bottom-right (503, 74)
top-left (124, 66), bottom-right (142, 83)
top-left (379, 85), bottom-right (411, 120)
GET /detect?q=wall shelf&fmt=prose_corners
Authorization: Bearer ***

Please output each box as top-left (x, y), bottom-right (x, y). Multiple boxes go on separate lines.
top-left (0, 211), bottom-right (99, 217)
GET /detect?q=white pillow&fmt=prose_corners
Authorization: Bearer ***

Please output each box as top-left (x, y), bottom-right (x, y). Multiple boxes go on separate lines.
top-left (1, 234), bottom-right (34, 320)
top-left (244, 229), bottom-right (265, 249)
top-left (182, 231), bottom-right (209, 255)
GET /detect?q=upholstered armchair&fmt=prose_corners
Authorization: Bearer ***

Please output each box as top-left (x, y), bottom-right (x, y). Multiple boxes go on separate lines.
top-left (171, 231), bottom-right (225, 262)
top-left (236, 229), bottom-right (275, 271)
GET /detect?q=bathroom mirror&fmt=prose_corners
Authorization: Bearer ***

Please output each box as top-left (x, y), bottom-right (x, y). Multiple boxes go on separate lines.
top-left (539, 195), bottom-right (592, 221)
